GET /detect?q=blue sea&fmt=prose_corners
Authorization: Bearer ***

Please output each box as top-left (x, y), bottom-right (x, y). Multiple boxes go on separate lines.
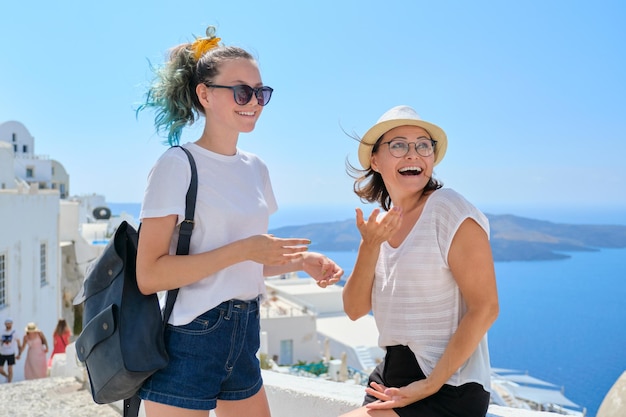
top-left (109, 202), bottom-right (626, 416)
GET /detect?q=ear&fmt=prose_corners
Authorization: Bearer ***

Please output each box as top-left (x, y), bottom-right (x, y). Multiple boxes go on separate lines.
top-left (370, 156), bottom-right (379, 173)
top-left (196, 83), bottom-right (211, 107)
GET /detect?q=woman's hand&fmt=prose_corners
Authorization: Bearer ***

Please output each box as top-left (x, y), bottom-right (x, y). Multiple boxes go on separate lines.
top-left (356, 207), bottom-right (402, 247)
top-left (342, 206), bottom-right (402, 320)
top-left (364, 379), bottom-right (438, 410)
top-left (244, 234), bottom-right (311, 266)
top-left (301, 252), bottom-right (344, 287)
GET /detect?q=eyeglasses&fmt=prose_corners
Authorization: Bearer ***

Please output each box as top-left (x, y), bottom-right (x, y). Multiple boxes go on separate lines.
top-left (380, 138), bottom-right (437, 158)
top-left (206, 84), bottom-right (274, 106)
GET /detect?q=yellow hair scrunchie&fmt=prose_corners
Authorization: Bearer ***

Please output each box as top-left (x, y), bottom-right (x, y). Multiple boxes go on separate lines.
top-left (191, 26), bottom-right (221, 61)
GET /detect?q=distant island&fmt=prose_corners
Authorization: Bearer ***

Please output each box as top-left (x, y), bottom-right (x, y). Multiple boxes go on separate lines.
top-left (269, 214), bottom-right (626, 262)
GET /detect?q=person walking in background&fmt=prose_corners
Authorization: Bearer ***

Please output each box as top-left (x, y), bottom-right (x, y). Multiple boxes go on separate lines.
top-left (135, 26), bottom-right (343, 417)
top-left (20, 322), bottom-right (48, 380)
top-left (48, 318), bottom-right (71, 369)
top-left (0, 318), bottom-right (22, 383)
top-left (341, 105), bottom-right (499, 417)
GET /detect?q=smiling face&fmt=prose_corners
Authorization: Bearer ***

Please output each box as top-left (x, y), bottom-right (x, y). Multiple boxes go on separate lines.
top-left (197, 58), bottom-right (265, 136)
top-left (370, 125), bottom-right (435, 197)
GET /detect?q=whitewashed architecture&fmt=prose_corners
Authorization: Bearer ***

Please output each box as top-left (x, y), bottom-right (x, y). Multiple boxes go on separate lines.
top-left (58, 195), bottom-right (136, 333)
top-left (0, 120), bottom-right (135, 382)
top-left (263, 275), bottom-right (384, 372)
top-left (0, 121), bottom-right (69, 198)
top-left (0, 121), bottom-right (63, 382)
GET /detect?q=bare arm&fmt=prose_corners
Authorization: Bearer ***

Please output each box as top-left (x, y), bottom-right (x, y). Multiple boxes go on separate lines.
top-left (426, 218), bottom-right (499, 388)
top-left (136, 215), bottom-right (313, 295)
top-left (264, 251), bottom-right (344, 287)
top-left (39, 332), bottom-right (49, 352)
top-left (18, 336), bottom-right (26, 356)
top-left (342, 207), bottom-right (402, 320)
top-left (366, 218), bottom-right (499, 408)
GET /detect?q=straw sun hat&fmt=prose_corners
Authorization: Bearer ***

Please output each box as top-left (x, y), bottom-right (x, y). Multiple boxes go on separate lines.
top-left (358, 105), bottom-right (448, 169)
top-left (25, 322), bottom-right (40, 333)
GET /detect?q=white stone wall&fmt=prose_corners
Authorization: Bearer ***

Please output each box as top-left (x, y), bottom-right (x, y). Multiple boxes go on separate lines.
top-left (0, 120), bottom-right (35, 158)
top-left (0, 142), bottom-right (15, 188)
top-left (261, 313), bottom-right (320, 365)
top-left (0, 189), bottom-right (62, 382)
top-left (41, 345), bottom-right (566, 417)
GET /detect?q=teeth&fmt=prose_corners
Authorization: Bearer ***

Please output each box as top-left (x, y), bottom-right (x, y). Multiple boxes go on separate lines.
top-left (237, 111), bottom-right (255, 116)
top-left (399, 166), bottom-right (422, 173)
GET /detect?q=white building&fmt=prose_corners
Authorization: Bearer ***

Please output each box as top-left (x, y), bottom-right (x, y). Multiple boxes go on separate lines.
top-left (0, 120), bottom-right (134, 382)
top-left (0, 121), bottom-right (62, 382)
top-left (263, 275), bottom-right (384, 372)
top-left (0, 121), bottom-right (69, 198)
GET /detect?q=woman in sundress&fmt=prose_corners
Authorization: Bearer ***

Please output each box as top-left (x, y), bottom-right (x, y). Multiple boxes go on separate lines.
top-left (20, 322), bottom-right (48, 380)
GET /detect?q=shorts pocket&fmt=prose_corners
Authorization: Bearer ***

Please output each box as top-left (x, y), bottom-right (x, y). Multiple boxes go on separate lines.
top-left (170, 308), bottom-right (224, 335)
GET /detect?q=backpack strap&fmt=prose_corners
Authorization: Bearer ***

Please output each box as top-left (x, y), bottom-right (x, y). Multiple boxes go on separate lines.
top-left (126, 146), bottom-right (198, 417)
top-left (123, 396), bottom-right (142, 417)
top-left (162, 145), bottom-right (198, 323)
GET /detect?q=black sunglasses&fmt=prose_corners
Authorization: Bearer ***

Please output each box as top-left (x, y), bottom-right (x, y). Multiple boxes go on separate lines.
top-left (206, 84), bottom-right (274, 106)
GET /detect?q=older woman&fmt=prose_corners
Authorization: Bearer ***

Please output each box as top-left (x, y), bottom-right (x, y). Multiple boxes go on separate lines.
top-left (341, 105), bottom-right (499, 417)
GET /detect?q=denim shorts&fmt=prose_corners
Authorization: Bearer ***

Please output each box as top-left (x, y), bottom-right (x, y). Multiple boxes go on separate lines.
top-left (139, 297), bottom-right (263, 410)
top-left (364, 345), bottom-right (490, 417)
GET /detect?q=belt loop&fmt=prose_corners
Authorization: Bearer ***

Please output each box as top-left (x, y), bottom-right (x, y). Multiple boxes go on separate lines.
top-left (225, 300), bottom-right (234, 320)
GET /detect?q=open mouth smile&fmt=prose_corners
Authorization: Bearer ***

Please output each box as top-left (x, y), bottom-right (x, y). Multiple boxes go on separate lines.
top-left (398, 166), bottom-right (423, 176)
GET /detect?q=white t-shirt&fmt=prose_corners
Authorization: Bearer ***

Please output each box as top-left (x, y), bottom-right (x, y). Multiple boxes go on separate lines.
top-left (140, 143), bottom-right (278, 325)
top-left (372, 188), bottom-right (492, 391)
top-left (0, 329), bottom-right (18, 356)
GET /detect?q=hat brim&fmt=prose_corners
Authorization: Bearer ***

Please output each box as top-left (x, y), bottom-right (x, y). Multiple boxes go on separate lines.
top-left (358, 119), bottom-right (448, 169)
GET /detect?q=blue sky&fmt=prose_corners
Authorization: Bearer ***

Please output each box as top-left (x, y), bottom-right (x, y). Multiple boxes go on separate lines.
top-left (1, 1), bottom-right (625, 223)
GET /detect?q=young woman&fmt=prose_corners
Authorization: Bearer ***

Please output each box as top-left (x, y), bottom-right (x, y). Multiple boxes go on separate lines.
top-left (341, 105), bottom-right (499, 417)
top-left (135, 27), bottom-right (342, 417)
top-left (48, 318), bottom-right (71, 368)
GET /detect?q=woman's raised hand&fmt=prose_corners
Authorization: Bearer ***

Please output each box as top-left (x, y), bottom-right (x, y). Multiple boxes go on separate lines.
top-left (356, 206), bottom-right (402, 246)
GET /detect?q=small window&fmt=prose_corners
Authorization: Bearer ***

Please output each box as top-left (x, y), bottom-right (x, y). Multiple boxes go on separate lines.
top-left (0, 253), bottom-right (6, 307)
top-left (40, 243), bottom-right (48, 286)
top-left (12, 133), bottom-right (16, 142)
top-left (26, 167), bottom-right (34, 178)
top-left (22, 145), bottom-right (28, 153)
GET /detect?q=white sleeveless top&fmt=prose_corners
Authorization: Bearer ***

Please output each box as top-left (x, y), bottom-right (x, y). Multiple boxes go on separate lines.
top-left (373, 188), bottom-right (492, 390)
